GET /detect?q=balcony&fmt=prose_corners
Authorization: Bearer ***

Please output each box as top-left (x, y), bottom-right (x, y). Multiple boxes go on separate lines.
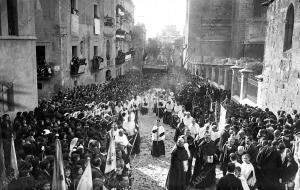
top-left (116, 29), bottom-right (126, 41)
top-left (125, 32), bottom-right (132, 42)
top-left (37, 61), bottom-right (54, 81)
top-left (115, 50), bottom-right (125, 65)
top-left (92, 56), bottom-right (104, 71)
top-left (191, 57), bottom-right (263, 107)
top-left (104, 16), bottom-right (114, 27)
top-left (116, 4), bottom-right (125, 17)
top-left (70, 57), bottom-right (87, 76)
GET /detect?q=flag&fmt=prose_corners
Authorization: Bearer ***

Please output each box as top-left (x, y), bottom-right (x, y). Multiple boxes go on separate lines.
top-left (52, 139), bottom-right (66, 190)
top-left (69, 138), bottom-right (78, 157)
top-left (218, 105), bottom-right (227, 131)
top-left (76, 158), bottom-right (93, 190)
top-left (10, 135), bottom-right (18, 179)
top-left (0, 127), bottom-right (6, 190)
top-left (105, 131), bottom-right (116, 174)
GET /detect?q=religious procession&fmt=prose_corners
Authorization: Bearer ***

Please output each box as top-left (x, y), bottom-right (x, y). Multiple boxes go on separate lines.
top-left (0, 67), bottom-right (300, 190)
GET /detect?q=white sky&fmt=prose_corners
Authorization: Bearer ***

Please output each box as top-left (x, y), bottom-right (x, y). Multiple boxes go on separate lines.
top-left (133, 0), bottom-right (186, 39)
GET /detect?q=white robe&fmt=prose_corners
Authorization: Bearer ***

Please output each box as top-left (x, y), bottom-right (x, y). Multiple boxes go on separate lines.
top-left (152, 125), bottom-right (165, 141)
top-left (241, 162), bottom-right (256, 187)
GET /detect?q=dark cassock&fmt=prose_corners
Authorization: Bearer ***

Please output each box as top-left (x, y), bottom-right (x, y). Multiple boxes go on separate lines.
top-left (156, 98), bottom-right (165, 119)
top-left (191, 131), bottom-right (218, 189)
top-left (164, 100), bottom-right (174, 125)
top-left (174, 121), bottom-right (186, 143)
top-left (141, 98), bottom-right (149, 115)
top-left (166, 136), bottom-right (189, 190)
top-left (151, 119), bottom-right (165, 157)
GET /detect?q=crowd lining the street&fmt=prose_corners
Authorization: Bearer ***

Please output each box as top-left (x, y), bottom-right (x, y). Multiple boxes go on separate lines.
top-left (0, 67), bottom-right (299, 190)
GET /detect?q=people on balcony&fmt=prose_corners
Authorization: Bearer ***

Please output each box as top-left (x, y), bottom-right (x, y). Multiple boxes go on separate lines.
top-left (70, 57), bottom-right (87, 75)
top-left (37, 60), bottom-right (53, 80)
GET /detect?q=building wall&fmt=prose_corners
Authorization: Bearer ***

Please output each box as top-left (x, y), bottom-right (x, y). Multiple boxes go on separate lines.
top-left (261, 0), bottom-right (300, 112)
top-left (0, 0), bottom-right (38, 116)
top-left (132, 24), bottom-right (146, 70)
top-left (185, 0), bottom-right (267, 67)
top-left (36, 0), bottom-right (114, 98)
top-left (35, 0), bottom-right (63, 98)
top-left (187, 0), bottom-right (233, 60)
top-left (115, 0), bottom-right (134, 76)
top-left (61, 0), bottom-right (106, 88)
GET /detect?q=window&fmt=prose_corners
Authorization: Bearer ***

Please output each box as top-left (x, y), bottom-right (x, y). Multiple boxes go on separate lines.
top-left (106, 40), bottom-right (111, 59)
top-left (94, 4), bottom-right (99, 18)
top-left (72, 46), bottom-right (78, 57)
top-left (283, 4), bottom-right (294, 52)
top-left (36, 46), bottom-right (46, 64)
top-left (71, 0), bottom-right (78, 14)
top-left (94, 46), bottom-right (98, 56)
top-left (7, 0), bottom-right (18, 35)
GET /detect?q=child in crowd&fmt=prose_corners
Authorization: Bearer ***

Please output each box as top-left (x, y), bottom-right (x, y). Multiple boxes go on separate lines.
top-left (241, 154), bottom-right (256, 190)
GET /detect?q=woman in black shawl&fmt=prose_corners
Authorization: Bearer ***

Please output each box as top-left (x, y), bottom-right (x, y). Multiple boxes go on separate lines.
top-left (166, 136), bottom-right (189, 190)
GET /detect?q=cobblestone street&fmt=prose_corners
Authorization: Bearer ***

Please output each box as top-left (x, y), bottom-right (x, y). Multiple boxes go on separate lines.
top-left (131, 112), bottom-right (174, 190)
top-left (131, 112), bottom-right (223, 190)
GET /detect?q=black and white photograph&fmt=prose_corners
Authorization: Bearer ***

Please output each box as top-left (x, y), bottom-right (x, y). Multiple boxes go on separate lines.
top-left (1, 0), bottom-right (300, 189)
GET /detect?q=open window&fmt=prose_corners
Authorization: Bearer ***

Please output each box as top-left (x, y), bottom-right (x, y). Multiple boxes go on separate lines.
top-left (7, 0), bottom-right (18, 35)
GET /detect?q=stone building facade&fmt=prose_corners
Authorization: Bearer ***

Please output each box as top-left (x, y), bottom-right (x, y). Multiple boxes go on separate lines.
top-left (115, 0), bottom-right (135, 77)
top-left (0, 0), bottom-right (38, 116)
top-left (35, 0), bottom-right (113, 98)
top-left (184, 0), bottom-right (267, 67)
top-left (260, 0), bottom-right (300, 112)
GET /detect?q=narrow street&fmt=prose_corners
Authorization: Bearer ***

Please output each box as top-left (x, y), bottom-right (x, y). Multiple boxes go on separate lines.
top-left (131, 111), bottom-right (223, 190)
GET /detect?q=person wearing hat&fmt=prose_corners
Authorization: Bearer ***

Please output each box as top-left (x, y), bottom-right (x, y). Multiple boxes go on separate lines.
top-left (151, 119), bottom-right (165, 157)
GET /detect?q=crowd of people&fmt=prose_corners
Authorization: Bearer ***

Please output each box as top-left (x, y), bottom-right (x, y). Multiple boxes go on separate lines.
top-left (1, 66), bottom-right (300, 190)
top-left (0, 71), bottom-right (176, 190)
top-left (153, 73), bottom-right (300, 190)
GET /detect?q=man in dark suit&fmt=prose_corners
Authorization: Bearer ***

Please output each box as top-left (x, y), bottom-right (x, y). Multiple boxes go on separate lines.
top-left (217, 162), bottom-right (243, 190)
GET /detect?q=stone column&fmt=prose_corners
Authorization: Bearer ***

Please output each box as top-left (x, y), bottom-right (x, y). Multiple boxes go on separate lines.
top-left (218, 66), bottom-right (224, 87)
top-left (224, 64), bottom-right (234, 90)
top-left (211, 65), bottom-right (216, 82)
top-left (202, 64), bottom-right (206, 79)
top-left (230, 65), bottom-right (243, 98)
top-left (239, 68), bottom-right (254, 101)
top-left (255, 75), bottom-right (263, 108)
top-left (205, 65), bottom-right (211, 81)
